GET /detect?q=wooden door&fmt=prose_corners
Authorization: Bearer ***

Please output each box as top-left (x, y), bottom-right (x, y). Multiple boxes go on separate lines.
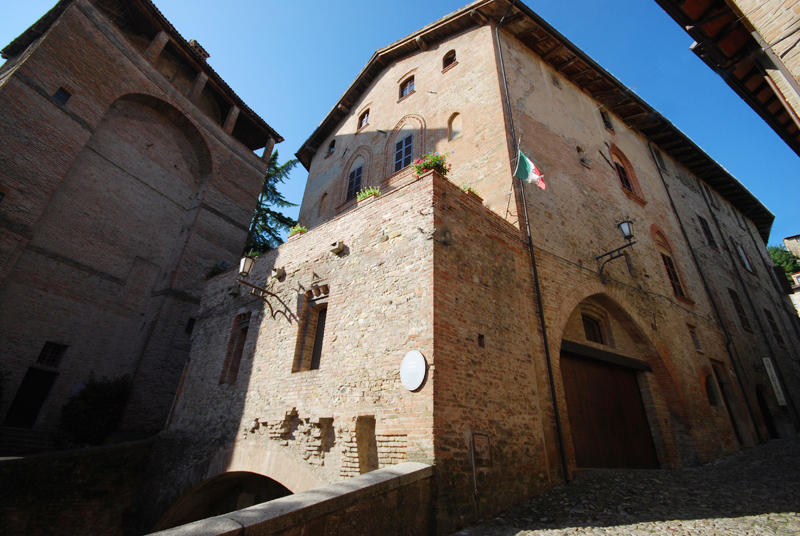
top-left (561, 353), bottom-right (659, 468)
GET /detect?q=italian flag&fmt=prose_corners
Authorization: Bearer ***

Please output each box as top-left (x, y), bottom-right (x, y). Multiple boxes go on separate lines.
top-left (514, 151), bottom-right (546, 190)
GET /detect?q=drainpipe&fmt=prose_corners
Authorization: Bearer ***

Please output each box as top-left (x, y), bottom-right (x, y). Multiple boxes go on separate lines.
top-left (646, 126), bottom-right (763, 444)
top-left (495, 0), bottom-right (570, 484)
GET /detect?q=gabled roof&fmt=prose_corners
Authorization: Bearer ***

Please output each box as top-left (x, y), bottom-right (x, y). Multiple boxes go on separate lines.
top-left (296, 0), bottom-right (773, 243)
top-left (2, 0), bottom-right (282, 150)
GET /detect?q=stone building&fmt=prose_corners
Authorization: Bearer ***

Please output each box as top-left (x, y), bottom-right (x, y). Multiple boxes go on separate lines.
top-left (656, 0), bottom-right (800, 157)
top-left (151, 0), bottom-right (800, 533)
top-left (0, 0), bottom-right (280, 453)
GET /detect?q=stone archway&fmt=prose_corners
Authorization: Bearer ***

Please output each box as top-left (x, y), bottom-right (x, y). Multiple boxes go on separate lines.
top-left (153, 471), bottom-right (292, 531)
top-left (555, 292), bottom-right (679, 469)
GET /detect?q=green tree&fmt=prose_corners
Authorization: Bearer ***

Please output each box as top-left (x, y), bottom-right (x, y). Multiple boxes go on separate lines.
top-left (767, 245), bottom-right (800, 281)
top-left (244, 151), bottom-right (298, 254)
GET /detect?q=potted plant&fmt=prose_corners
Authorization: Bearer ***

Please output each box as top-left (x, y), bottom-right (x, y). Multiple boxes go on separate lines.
top-left (288, 224), bottom-right (308, 239)
top-left (412, 152), bottom-right (451, 178)
top-left (356, 186), bottom-right (381, 201)
top-left (460, 183), bottom-right (482, 201)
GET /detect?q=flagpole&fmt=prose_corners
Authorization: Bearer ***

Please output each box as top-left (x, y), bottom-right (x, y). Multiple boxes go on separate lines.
top-left (496, 0), bottom-right (570, 485)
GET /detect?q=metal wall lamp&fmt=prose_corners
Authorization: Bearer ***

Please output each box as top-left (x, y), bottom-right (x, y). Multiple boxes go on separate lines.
top-left (236, 256), bottom-right (281, 318)
top-left (595, 220), bottom-right (636, 283)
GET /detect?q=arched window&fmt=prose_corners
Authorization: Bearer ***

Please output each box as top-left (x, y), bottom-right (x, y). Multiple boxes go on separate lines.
top-left (358, 109), bottom-right (369, 131)
top-left (346, 157), bottom-right (365, 201)
top-left (318, 193), bottom-right (327, 217)
top-left (443, 50), bottom-right (456, 70)
top-left (327, 139), bottom-right (335, 156)
top-left (581, 314), bottom-right (604, 345)
top-left (654, 231), bottom-right (687, 299)
top-left (609, 145), bottom-right (644, 201)
top-left (448, 113), bottom-right (463, 141)
top-left (399, 76), bottom-right (415, 99)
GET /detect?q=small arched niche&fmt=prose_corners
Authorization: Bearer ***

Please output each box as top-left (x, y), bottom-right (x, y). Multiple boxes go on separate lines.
top-left (443, 50), bottom-right (456, 70)
top-left (448, 113), bottom-right (463, 141)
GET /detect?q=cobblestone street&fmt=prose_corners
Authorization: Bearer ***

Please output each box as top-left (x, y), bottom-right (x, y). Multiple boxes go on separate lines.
top-left (454, 439), bottom-right (800, 535)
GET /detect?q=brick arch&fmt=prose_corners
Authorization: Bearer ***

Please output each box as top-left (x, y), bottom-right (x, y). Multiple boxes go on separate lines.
top-left (383, 114), bottom-right (426, 179)
top-left (339, 145), bottom-right (374, 205)
top-left (650, 223), bottom-right (693, 302)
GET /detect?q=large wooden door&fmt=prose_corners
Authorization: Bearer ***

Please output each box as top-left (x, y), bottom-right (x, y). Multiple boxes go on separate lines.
top-left (561, 353), bottom-right (659, 468)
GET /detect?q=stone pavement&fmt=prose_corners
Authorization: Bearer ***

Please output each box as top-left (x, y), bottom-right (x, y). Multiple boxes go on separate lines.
top-left (453, 439), bottom-right (800, 535)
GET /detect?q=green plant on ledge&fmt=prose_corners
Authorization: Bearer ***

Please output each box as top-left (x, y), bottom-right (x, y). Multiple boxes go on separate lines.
top-left (288, 224), bottom-right (308, 237)
top-left (205, 259), bottom-right (230, 280)
top-left (413, 152), bottom-right (451, 178)
top-left (356, 186), bottom-right (381, 201)
top-left (460, 184), bottom-right (477, 195)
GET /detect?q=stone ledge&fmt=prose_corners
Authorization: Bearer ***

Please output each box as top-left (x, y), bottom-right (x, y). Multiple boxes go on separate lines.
top-left (150, 462), bottom-right (432, 535)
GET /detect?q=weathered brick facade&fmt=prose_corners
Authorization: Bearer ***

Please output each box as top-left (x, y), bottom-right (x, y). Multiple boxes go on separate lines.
top-left (148, 1), bottom-right (800, 534)
top-left (0, 0), bottom-right (279, 449)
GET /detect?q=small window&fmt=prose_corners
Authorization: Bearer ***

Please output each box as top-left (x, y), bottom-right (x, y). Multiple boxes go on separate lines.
top-left (37, 342), bottom-right (68, 367)
top-left (327, 139), bottom-right (335, 155)
top-left (653, 148), bottom-right (667, 170)
top-left (727, 288), bottom-right (752, 331)
top-left (582, 314), bottom-right (604, 345)
top-left (394, 133), bottom-right (413, 172)
top-left (294, 293), bottom-right (330, 372)
top-left (309, 305), bottom-right (327, 370)
top-left (358, 110), bottom-right (369, 130)
top-left (399, 76), bottom-right (415, 99)
top-left (600, 109), bottom-right (614, 132)
top-left (655, 233), bottom-right (686, 298)
top-left (219, 312), bottom-right (250, 384)
top-left (53, 87), bottom-right (71, 105)
top-left (185, 318), bottom-right (196, 334)
top-left (701, 182), bottom-right (720, 209)
top-left (614, 160), bottom-right (633, 192)
top-left (764, 310), bottom-right (786, 348)
top-left (448, 113), bottom-right (463, 141)
top-left (705, 375), bottom-right (721, 407)
top-left (609, 147), bottom-right (643, 200)
top-left (688, 326), bottom-right (702, 351)
top-left (346, 165), bottom-right (363, 201)
top-left (735, 242), bottom-right (755, 273)
top-left (443, 50), bottom-right (456, 70)
top-left (0, 191), bottom-right (6, 204)
top-left (698, 216), bottom-right (717, 249)
top-left (477, 334), bottom-right (485, 348)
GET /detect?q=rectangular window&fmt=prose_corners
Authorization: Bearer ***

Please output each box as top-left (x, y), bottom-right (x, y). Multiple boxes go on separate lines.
top-left (600, 109), bottom-right (614, 131)
top-left (582, 315), bottom-right (604, 345)
top-left (654, 148), bottom-right (667, 170)
top-left (53, 87), bottom-right (71, 105)
top-left (614, 162), bottom-right (633, 191)
top-left (764, 310), bottom-right (786, 348)
top-left (701, 182), bottom-right (720, 209)
top-left (735, 242), bottom-right (755, 273)
top-left (219, 313), bottom-right (250, 384)
top-left (346, 165), bottom-right (363, 201)
top-left (698, 216), bottom-right (717, 248)
top-left (400, 77), bottom-right (414, 98)
top-left (727, 288), bottom-right (751, 331)
top-left (688, 326), bottom-right (702, 351)
top-left (294, 299), bottom-right (329, 372)
top-left (36, 342), bottom-right (68, 368)
top-left (661, 253), bottom-right (686, 298)
top-left (394, 134), bottom-right (413, 172)
top-left (309, 306), bottom-right (327, 370)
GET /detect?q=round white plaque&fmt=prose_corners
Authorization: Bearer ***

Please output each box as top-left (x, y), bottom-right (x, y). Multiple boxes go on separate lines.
top-left (400, 350), bottom-right (427, 391)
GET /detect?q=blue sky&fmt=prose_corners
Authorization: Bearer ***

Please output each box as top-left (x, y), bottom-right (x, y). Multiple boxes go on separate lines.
top-left (2, 0), bottom-right (797, 245)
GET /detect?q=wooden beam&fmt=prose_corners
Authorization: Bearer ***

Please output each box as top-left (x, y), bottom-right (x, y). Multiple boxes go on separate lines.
top-left (556, 56), bottom-right (578, 71)
top-left (568, 67), bottom-right (593, 81)
top-left (711, 20), bottom-right (740, 46)
top-left (623, 111), bottom-right (653, 122)
top-left (691, 0), bottom-right (728, 27)
top-left (515, 25), bottom-right (540, 38)
top-left (543, 44), bottom-right (564, 61)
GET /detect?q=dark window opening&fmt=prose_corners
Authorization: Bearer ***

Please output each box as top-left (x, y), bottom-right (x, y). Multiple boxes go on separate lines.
top-left (698, 216), bottom-right (717, 249)
top-left (53, 87), bottom-right (71, 105)
top-left (443, 50), bottom-right (456, 69)
top-left (394, 134), bottom-right (413, 172)
top-left (660, 252), bottom-right (686, 298)
top-left (764, 309), bottom-right (786, 348)
top-left (327, 139), bottom-right (335, 155)
top-left (358, 110), bottom-right (369, 130)
top-left (600, 109), bottom-right (614, 131)
top-left (346, 165), bottom-right (363, 201)
top-left (185, 318), bottom-right (196, 335)
top-left (728, 288), bottom-right (752, 331)
top-left (654, 148), bottom-right (667, 170)
top-left (705, 375), bottom-right (720, 407)
top-left (615, 162), bottom-right (633, 191)
top-left (582, 314), bottom-right (604, 345)
top-left (477, 334), bottom-right (485, 348)
top-left (0, 192), bottom-right (6, 204)
top-left (400, 76), bottom-right (415, 99)
top-left (309, 306), bottom-right (327, 370)
top-left (735, 242), bottom-right (755, 273)
top-left (37, 342), bottom-right (68, 368)
top-left (701, 182), bottom-right (720, 209)
top-left (2, 367), bottom-right (59, 429)
top-left (689, 327), bottom-right (702, 351)
top-left (219, 313), bottom-right (250, 384)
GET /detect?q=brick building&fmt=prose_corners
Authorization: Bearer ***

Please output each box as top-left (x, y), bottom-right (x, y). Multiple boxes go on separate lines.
top-left (656, 0), bottom-right (800, 157)
top-left (0, 0), bottom-right (280, 452)
top-left (149, 0), bottom-right (800, 534)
